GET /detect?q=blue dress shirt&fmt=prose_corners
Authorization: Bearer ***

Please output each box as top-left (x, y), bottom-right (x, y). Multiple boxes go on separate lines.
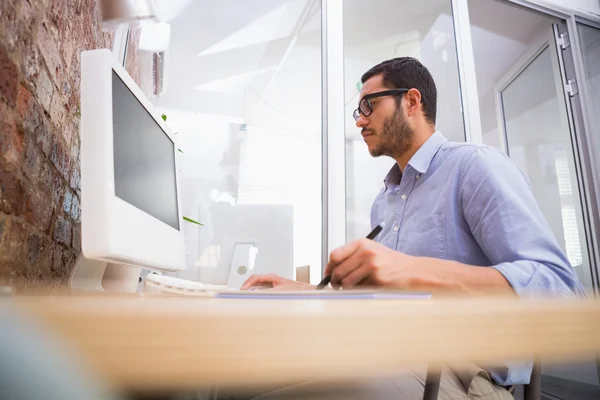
top-left (370, 131), bottom-right (585, 386)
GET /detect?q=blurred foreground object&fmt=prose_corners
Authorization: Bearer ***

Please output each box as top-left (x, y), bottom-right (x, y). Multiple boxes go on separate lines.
top-left (99, 0), bottom-right (157, 30)
top-left (0, 308), bottom-right (121, 400)
top-left (10, 295), bottom-right (600, 392)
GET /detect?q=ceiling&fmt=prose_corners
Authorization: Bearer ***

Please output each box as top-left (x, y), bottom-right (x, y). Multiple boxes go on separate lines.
top-left (154, 0), bottom-right (320, 121)
top-left (467, 0), bottom-right (558, 135)
top-left (149, 0), bottom-right (562, 141)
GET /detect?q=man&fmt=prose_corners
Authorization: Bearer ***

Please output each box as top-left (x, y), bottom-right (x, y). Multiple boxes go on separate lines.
top-left (239, 57), bottom-right (584, 399)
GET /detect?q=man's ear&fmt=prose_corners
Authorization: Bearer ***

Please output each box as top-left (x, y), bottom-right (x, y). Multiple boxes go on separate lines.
top-left (405, 88), bottom-right (422, 116)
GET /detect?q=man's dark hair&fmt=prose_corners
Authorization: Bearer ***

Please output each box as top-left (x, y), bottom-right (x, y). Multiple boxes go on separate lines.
top-left (361, 57), bottom-right (437, 125)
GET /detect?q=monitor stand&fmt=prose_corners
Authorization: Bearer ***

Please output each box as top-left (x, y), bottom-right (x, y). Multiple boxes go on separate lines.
top-left (70, 253), bottom-right (141, 293)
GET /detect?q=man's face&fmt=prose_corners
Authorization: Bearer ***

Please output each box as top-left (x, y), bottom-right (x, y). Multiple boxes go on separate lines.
top-left (355, 75), bottom-right (413, 159)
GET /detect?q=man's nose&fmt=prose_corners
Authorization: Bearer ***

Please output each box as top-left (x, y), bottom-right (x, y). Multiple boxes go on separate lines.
top-left (355, 114), bottom-right (368, 128)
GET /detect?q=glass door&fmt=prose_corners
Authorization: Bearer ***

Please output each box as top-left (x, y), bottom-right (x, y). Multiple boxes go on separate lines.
top-left (494, 26), bottom-right (594, 292)
top-left (494, 22), bottom-right (600, 388)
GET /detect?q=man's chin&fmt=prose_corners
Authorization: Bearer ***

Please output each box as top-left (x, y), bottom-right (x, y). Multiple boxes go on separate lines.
top-left (368, 146), bottom-right (384, 157)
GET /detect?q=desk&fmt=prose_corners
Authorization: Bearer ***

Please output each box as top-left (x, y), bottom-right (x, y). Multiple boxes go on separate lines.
top-left (11, 295), bottom-right (600, 392)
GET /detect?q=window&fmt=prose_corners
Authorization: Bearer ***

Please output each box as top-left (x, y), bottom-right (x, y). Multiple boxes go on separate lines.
top-left (126, 0), bottom-right (323, 284)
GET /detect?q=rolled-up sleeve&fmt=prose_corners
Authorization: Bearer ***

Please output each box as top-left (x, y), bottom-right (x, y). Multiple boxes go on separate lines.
top-left (460, 146), bottom-right (585, 297)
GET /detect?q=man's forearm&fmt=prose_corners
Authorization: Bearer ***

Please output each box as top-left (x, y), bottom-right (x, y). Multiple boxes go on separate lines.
top-left (402, 256), bottom-right (515, 294)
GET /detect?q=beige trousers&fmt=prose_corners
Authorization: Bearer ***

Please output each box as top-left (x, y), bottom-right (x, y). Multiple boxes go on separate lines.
top-left (219, 365), bottom-right (513, 400)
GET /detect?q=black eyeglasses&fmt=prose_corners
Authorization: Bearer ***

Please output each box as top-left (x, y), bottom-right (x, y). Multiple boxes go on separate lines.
top-left (352, 89), bottom-right (409, 121)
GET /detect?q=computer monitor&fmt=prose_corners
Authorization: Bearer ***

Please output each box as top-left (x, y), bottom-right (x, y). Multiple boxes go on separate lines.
top-left (70, 49), bottom-right (185, 293)
top-left (175, 203), bottom-right (294, 288)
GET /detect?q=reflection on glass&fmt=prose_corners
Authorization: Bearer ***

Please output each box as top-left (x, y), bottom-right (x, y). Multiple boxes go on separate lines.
top-left (343, 0), bottom-right (465, 241)
top-left (577, 23), bottom-right (600, 162)
top-left (467, 0), bottom-right (559, 150)
top-left (127, 0), bottom-right (323, 284)
top-left (500, 47), bottom-right (591, 288)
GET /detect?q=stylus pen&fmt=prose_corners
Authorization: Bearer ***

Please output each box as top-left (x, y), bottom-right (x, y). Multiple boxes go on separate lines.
top-left (316, 223), bottom-right (385, 290)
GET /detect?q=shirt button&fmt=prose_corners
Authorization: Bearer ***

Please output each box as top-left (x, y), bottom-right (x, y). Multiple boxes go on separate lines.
top-left (393, 226), bottom-right (399, 232)
top-left (401, 194), bottom-right (407, 200)
top-left (416, 174), bottom-right (421, 180)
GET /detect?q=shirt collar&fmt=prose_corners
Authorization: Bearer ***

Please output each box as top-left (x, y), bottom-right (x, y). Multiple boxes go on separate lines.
top-left (383, 131), bottom-right (448, 187)
top-left (408, 131), bottom-right (448, 174)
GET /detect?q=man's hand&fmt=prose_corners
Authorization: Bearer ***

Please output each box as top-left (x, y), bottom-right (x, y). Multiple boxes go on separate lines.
top-left (325, 239), bottom-right (514, 293)
top-left (241, 273), bottom-right (315, 291)
top-left (325, 239), bottom-right (420, 289)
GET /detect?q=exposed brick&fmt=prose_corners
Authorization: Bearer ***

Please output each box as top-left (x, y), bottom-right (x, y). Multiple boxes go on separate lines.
top-left (2, 1), bottom-right (36, 55)
top-left (49, 0), bottom-right (64, 28)
top-left (35, 67), bottom-right (53, 112)
top-left (37, 21), bottom-right (63, 87)
top-left (22, 95), bottom-right (54, 157)
top-left (70, 193), bottom-right (79, 221)
top-left (53, 215), bottom-right (71, 245)
top-left (60, 24), bottom-right (75, 71)
top-left (49, 93), bottom-right (67, 131)
top-left (27, 233), bottom-right (42, 265)
top-left (33, 234), bottom-right (53, 275)
top-left (50, 172), bottom-right (64, 206)
top-left (24, 186), bottom-right (53, 232)
top-left (60, 120), bottom-right (75, 146)
top-left (0, 45), bottom-right (18, 108)
top-left (36, 119), bottom-right (53, 158)
top-left (70, 130), bottom-right (80, 161)
top-left (70, 160), bottom-right (80, 191)
top-left (0, 213), bottom-right (5, 238)
top-left (0, 217), bottom-right (27, 265)
top-left (62, 190), bottom-right (73, 214)
top-left (50, 139), bottom-right (70, 180)
top-left (0, 118), bottom-right (24, 171)
top-left (68, 61), bottom-right (81, 113)
top-left (0, 0), bottom-right (113, 289)
top-left (22, 140), bottom-right (40, 182)
top-left (61, 80), bottom-right (72, 104)
top-left (0, 2), bottom-right (19, 54)
top-left (0, 169), bottom-right (23, 216)
top-left (22, 38), bottom-right (41, 80)
top-left (0, 1), bottom-right (18, 25)
top-left (38, 160), bottom-right (54, 193)
top-left (52, 244), bottom-right (76, 279)
top-left (72, 222), bottom-right (81, 252)
top-left (22, 94), bottom-right (41, 132)
top-left (16, 84), bottom-right (32, 120)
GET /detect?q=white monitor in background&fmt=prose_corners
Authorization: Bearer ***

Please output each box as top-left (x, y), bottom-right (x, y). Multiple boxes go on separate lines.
top-left (70, 49), bottom-right (185, 293)
top-left (178, 203), bottom-right (294, 288)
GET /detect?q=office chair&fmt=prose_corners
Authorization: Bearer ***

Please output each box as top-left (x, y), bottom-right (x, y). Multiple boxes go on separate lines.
top-left (523, 362), bottom-right (542, 400)
top-left (423, 362), bottom-right (541, 400)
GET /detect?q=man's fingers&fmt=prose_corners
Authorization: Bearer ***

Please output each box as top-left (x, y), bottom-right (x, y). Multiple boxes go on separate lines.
top-left (241, 274), bottom-right (277, 290)
top-left (339, 263), bottom-right (371, 289)
top-left (330, 249), bottom-right (364, 286)
top-left (325, 240), bottom-right (362, 276)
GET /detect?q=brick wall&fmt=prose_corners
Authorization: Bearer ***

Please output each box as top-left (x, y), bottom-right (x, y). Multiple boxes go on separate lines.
top-left (0, 0), bottom-right (112, 292)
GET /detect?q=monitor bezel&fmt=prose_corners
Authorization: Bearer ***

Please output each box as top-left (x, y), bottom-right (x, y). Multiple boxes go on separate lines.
top-left (80, 49), bottom-right (185, 272)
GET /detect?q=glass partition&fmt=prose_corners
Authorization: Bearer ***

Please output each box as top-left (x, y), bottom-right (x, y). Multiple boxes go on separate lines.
top-left (126, 0), bottom-right (323, 284)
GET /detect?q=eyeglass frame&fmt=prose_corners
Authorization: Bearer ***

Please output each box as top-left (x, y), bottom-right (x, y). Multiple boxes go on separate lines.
top-left (352, 88), bottom-right (410, 121)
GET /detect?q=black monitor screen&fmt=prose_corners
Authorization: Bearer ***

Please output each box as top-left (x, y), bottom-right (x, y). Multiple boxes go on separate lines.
top-left (112, 70), bottom-right (180, 231)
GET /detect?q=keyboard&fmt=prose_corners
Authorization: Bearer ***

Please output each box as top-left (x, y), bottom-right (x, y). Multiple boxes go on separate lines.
top-left (144, 273), bottom-right (237, 296)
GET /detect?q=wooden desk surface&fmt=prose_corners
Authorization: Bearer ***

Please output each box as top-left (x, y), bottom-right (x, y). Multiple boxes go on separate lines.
top-left (9, 295), bottom-right (600, 390)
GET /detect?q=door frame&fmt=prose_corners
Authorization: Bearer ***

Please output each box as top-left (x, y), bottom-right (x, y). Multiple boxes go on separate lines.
top-left (492, 28), bottom-right (559, 155)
